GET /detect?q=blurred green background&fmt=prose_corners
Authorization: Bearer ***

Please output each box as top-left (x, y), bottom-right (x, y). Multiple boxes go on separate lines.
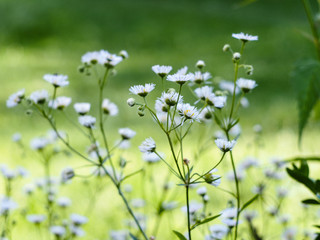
top-left (1, 0), bottom-right (320, 239)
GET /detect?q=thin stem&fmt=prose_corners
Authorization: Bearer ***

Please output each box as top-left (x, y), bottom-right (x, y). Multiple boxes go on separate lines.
top-left (301, 0), bottom-right (320, 60)
top-left (186, 184), bottom-right (192, 240)
top-left (165, 132), bottom-right (184, 181)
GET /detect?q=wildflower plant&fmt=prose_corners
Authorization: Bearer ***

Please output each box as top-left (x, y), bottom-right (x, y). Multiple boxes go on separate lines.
top-left (128, 33), bottom-right (259, 239)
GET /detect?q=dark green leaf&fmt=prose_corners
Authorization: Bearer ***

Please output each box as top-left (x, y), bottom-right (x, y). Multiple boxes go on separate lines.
top-left (314, 225), bottom-right (320, 229)
top-left (172, 230), bottom-right (187, 240)
top-left (299, 160), bottom-right (309, 177)
top-left (291, 59), bottom-right (320, 143)
top-left (190, 214), bottom-right (221, 230)
top-left (129, 233), bottom-right (138, 240)
top-left (302, 198), bottom-right (320, 205)
top-left (286, 167), bottom-right (317, 195)
top-left (240, 194), bottom-right (259, 213)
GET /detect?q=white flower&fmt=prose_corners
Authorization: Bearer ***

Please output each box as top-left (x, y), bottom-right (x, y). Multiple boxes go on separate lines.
top-left (139, 137), bottom-right (156, 153)
top-left (119, 50), bottom-right (129, 59)
top-left (209, 225), bottom-right (229, 240)
top-left (142, 152), bottom-right (161, 163)
top-left (49, 96), bottom-right (72, 110)
top-left (160, 91), bottom-right (181, 106)
top-left (98, 50), bottom-right (123, 67)
top-left (61, 167), bottom-right (75, 182)
top-left (57, 197), bottom-right (72, 208)
top-left (282, 227), bottom-right (297, 240)
top-left (70, 213), bottom-right (88, 226)
top-left (74, 102), bottom-right (91, 115)
top-left (129, 83), bottom-right (155, 97)
top-left (198, 107), bottom-right (214, 122)
top-left (229, 124), bottom-right (241, 137)
top-left (215, 138), bottom-right (236, 152)
top-left (276, 187), bottom-right (289, 199)
top-left (167, 73), bottom-right (193, 85)
top-left (78, 115), bottom-right (96, 128)
top-left (102, 99), bottom-right (118, 116)
top-left (30, 137), bottom-right (49, 150)
top-left (191, 71), bottom-right (211, 84)
top-left (177, 103), bottom-right (199, 121)
top-left (131, 199), bottom-right (146, 208)
top-left (196, 60), bottom-right (205, 69)
top-left (181, 201), bottom-right (203, 214)
top-left (155, 99), bottom-right (169, 113)
top-left (240, 97), bottom-right (249, 108)
top-left (118, 128), bottom-right (136, 140)
top-left (110, 230), bottom-right (129, 240)
top-left (176, 66), bottom-right (188, 75)
top-left (6, 89), bottom-right (25, 108)
top-left (43, 74), bottom-right (69, 88)
top-left (152, 65), bottom-right (172, 77)
top-left (50, 226), bottom-right (66, 237)
top-left (204, 169), bottom-right (221, 187)
top-left (29, 90), bottom-right (49, 104)
top-left (212, 96), bottom-right (227, 109)
top-left (219, 80), bottom-right (240, 95)
top-left (27, 214), bottom-right (46, 224)
top-left (70, 226), bottom-right (85, 237)
top-left (194, 86), bottom-right (214, 101)
top-left (232, 32), bottom-right (258, 42)
top-left (239, 156), bottom-right (259, 170)
top-left (236, 78), bottom-right (257, 93)
top-left (81, 51), bottom-right (100, 65)
top-left (0, 197), bottom-right (18, 214)
top-left (220, 208), bottom-right (238, 227)
top-left (196, 186), bottom-right (207, 196)
top-left (162, 201), bottom-right (178, 211)
top-left (12, 132), bottom-right (22, 142)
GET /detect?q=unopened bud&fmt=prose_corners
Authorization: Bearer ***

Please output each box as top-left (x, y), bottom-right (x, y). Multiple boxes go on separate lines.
top-left (138, 111), bottom-right (145, 117)
top-left (183, 158), bottom-right (190, 165)
top-left (196, 60), bottom-right (205, 69)
top-left (233, 52), bottom-right (241, 61)
top-left (119, 50), bottom-right (129, 59)
top-left (127, 98), bottom-right (136, 107)
top-left (223, 44), bottom-right (230, 52)
top-left (61, 167), bottom-right (75, 182)
top-left (78, 66), bottom-right (85, 73)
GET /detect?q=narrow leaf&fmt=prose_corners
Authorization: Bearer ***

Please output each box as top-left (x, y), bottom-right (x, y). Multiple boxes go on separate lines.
top-left (191, 214), bottom-right (221, 230)
top-left (240, 194), bottom-right (259, 213)
top-left (173, 230), bottom-right (187, 240)
top-left (302, 199), bottom-right (320, 205)
top-left (129, 233), bottom-right (138, 240)
top-left (286, 167), bottom-right (317, 194)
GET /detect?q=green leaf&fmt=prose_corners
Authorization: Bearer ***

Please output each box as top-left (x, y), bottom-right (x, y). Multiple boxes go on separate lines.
top-left (291, 59), bottom-right (320, 143)
top-left (129, 233), bottom-right (138, 240)
top-left (240, 194), bottom-right (259, 213)
top-left (286, 167), bottom-right (317, 195)
top-left (302, 198), bottom-right (320, 205)
top-left (190, 214), bottom-right (221, 230)
top-left (172, 230), bottom-right (187, 240)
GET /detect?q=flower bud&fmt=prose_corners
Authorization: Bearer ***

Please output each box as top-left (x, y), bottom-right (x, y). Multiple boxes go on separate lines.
top-left (223, 44), bottom-right (230, 52)
top-left (138, 111), bottom-right (145, 117)
top-left (61, 167), bottom-right (75, 182)
top-left (196, 60), bottom-right (205, 69)
top-left (233, 52), bottom-right (241, 61)
top-left (127, 98), bottom-right (136, 107)
top-left (119, 50), bottom-right (129, 59)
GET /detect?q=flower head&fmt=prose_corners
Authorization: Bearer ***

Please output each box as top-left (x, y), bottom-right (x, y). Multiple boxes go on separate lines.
top-left (209, 225), bottom-right (229, 240)
top-left (220, 207), bottom-right (238, 227)
top-left (236, 78), bottom-right (258, 93)
top-left (160, 91), bottom-right (181, 106)
top-left (129, 83), bottom-right (155, 97)
top-left (232, 32), bottom-right (258, 42)
top-left (70, 213), bottom-right (88, 226)
top-left (27, 214), bottom-right (46, 224)
top-left (102, 99), bottom-right (118, 116)
top-left (50, 226), bottom-right (66, 237)
top-left (29, 90), bottom-right (49, 104)
top-left (152, 65), bottom-right (172, 78)
top-left (215, 138), bottom-right (236, 152)
top-left (139, 137), bottom-right (156, 153)
top-left (30, 137), bottom-right (49, 150)
top-left (191, 71), bottom-right (212, 84)
top-left (118, 128), bottom-right (136, 140)
top-left (167, 73), bottom-right (193, 85)
top-left (194, 86), bottom-right (214, 101)
top-left (6, 89), bottom-right (25, 108)
top-left (43, 74), bottom-right (69, 88)
top-left (74, 102), bottom-right (91, 115)
top-left (78, 115), bottom-right (96, 128)
top-left (177, 103), bottom-right (199, 121)
top-left (212, 96), bottom-right (227, 109)
top-left (49, 96), bottom-right (72, 110)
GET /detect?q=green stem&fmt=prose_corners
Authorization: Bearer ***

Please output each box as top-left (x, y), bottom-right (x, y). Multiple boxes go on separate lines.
top-left (301, 0), bottom-right (320, 60)
top-left (230, 151), bottom-right (240, 240)
top-left (186, 184), bottom-right (192, 240)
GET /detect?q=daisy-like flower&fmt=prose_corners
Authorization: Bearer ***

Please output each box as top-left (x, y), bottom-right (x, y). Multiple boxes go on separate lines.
top-left (30, 137), bottom-right (49, 150)
top-left (50, 226), bottom-right (66, 237)
top-left (198, 107), bottom-right (214, 122)
top-left (221, 207), bottom-right (238, 227)
top-left (208, 225), bottom-right (229, 240)
top-left (74, 102), bottom-right (91, 115)
top-left (152, 65), bottom-right (173, 78)
top-left (129, 83), bottom-right (155, 97)
top-left (81, 51), bottom-right (100, 65)
top-left (215, 138), bottom-right (236, 152)
top-left (139, 137), bottom-right (156, 153)
top-left (49, 96), bottom-right (72, 110)
top-left (160, 91), bottom-right (181, 106)
top-left (181, 201), bottom-right (203, 214)
top-left (167, 73), bottom-right (193, 85)
top-left (43, 74), bottom-right (69, 88)
top-left (142, 152), bottom-right (162, 163)
top-left (70, 213), bottom-right (88, 226)
top-left (212, 96), bottom-right (227, 109)
top-left (57, 197), bottom-right (72, 208)
top-left (177, 103), bottom-right (199, 121)
top-left (176, 66), bottom-right (188, 75)
top-left (196, 60), bottom-right (205, 69)
top-left (196, 186), bottom-right (207, 196)
top-left (102, 99), bottom-right (118, 116)
top-left (232, 32), bottom-right (258, 42)
top-left (219, 80), bottom-right (240, 95)
top-left (0, 197), bottom-right (18, 215)
top-left (119, 50), bottom-right (129, 59)
top-left (236, 78), bottom-right (258, 93)
top-left (29, 90), bottom-right (49, 104)
top-left (6, 89), bottom-right (25, 108)
top-left (27, 214), bottom-right (46, 224)
top-left (204, 169), bottom-right (221, 187)
top-left (155, 99), bottom-right (169, 113)
top-left (70, 226), bottom-right (85, 237)
top-left (118, 128), bottom-right (136, 140)
top-left (99, 50), bottom-right (123, 68)
top-left (61, 167), bottom-right (75, 182)
top-left (191, 71), bottom-right (212, 84)
top-left (78, 115), bottom-right (96, 128)
top-left (282, 227), bottom-right (297, 240)
top-left (194, 86), bottom-right (214, 101)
